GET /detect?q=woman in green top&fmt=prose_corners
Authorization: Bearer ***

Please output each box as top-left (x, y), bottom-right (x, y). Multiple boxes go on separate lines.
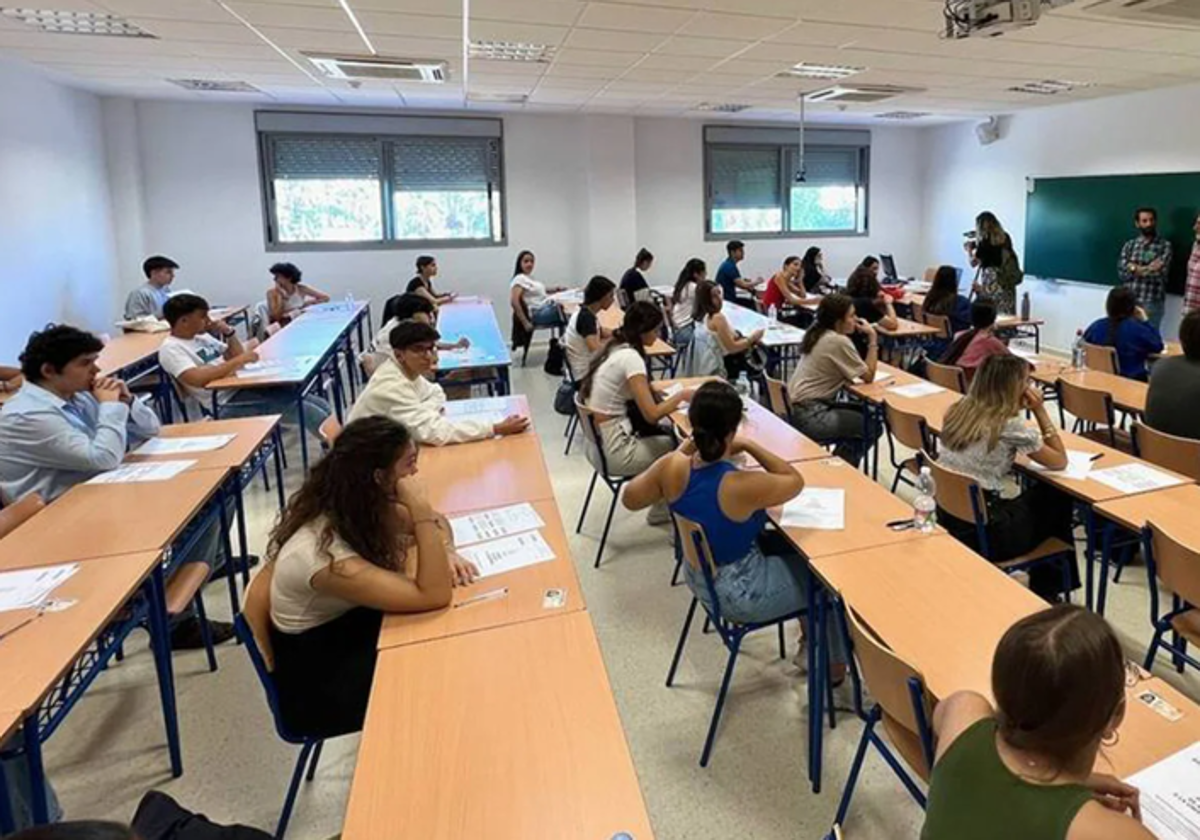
top-left (922, 605), bottom-right (1152, 840)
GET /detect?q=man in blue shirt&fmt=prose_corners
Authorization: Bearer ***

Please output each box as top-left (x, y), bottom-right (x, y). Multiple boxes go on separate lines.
top-left (124, 254), bottom-right (178, 320)
top-left (714, 240), bottom-right (759, 304)
top-left (0, 325), bottom-right (233, 649)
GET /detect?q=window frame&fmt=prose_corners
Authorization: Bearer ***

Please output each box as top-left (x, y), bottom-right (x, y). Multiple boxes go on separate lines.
top-left (257, 123), bottom-right (507, 253)
top-left (702, 126), bottom-right (871, 242)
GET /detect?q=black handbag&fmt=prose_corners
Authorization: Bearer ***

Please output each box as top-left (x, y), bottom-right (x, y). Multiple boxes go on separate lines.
top-left (554, 379), bottom-right (577, 415)
top-left (543, 337), bottom-right (565, 376)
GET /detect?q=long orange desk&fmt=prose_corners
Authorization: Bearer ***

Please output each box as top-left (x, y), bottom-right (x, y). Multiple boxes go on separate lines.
top-left (1030, 367), bottom-right (1148, 414)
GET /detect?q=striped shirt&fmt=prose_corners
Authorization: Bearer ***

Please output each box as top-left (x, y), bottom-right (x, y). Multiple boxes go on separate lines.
top-left (1186, 242), bottom-right (1200, 314)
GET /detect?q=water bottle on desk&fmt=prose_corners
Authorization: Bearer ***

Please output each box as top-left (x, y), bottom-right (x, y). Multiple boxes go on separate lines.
top-left (1020, 292), bottom-right (1031, 321)
top-left (344, 290), bottom-right (355, 312)
top-left (913, 466), bottom-right (937, 533)
top-left (767, 303), bottom-right (778, 322)
top-left (1071, 329), bottom-right (1085, 369)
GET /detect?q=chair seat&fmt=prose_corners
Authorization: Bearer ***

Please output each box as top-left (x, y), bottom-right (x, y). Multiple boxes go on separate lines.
top-left (1077, 428), bottom-right (1133, 453)
top-left (996, 537), bottom-right (1075, 569)
top-left (164, 562), bottom-right (211, 615)
top-left (1170, 609), bottom-right (1200, 648)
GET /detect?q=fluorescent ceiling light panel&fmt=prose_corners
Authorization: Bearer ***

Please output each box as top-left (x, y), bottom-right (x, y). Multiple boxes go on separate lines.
top-left (780, 62), bottom-right (865, 80)
top-left (469, 40), bottom-right (556, 62)
top-left (0, 7), bottom-right (154, 37)
top-left (336, 0), bottom-right (377, 56)
top-left (468, 92), bottom-right (528, 103)
top-left (1007, 79), bottom-right (1092, 94)
top-left (876, 111), bottom-right (931, 119)
top-left (168, 79), bottom-right (261, 93)
top-left (694, 102), bottom-right (751, 112)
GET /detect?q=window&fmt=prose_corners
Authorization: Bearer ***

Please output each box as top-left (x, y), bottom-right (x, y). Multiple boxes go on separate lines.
top-left (704, 126), bottom-right (869, 239)
top-left (257, 113), bottom-right (505, 250)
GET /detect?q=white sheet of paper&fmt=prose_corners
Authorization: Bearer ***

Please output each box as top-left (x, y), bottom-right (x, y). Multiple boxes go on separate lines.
top-left (1125, 741), bottom-right (1200, 840)
top-left (1027, 450), bottom-right (1096, 482)
top-left (449, 502), bottom-right (546, 547)
top-left (663, 383), bottom-right (683, 398)
top-left (458, 530), bottom-right (556, 578)
top-left (235, 356), bottom-right (317, 378)
top-left (87, 460), bottom-right (196, 484)
top-left (134, 434), bottom-right (236, 456)
top-left (1090, 464), bottom-right (1185, 495)
top-left (443, 397), bottom-right (510, 417)
top-left (0, 564), bottom-right (79, 613)
top-left (889, 381), bottom-right (945, 398)
top-left (780, 488), bottom-right (846, 531)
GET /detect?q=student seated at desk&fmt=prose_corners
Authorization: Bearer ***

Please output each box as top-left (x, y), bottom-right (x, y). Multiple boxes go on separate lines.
top-left (786, 294), bottom-right (882, 468)
top-left (0, 364), bottom-right (22, 395)
top-left (0, 324), bottom-right (231, 648)
top-left (940, 299), bottom-right (1010, 383)
top-left (268, 416), bottom-right (477, 739)
top-left (1146, 310), bottom-right (1200, 440)
top-left (580, 302), bottom-right (694, 525)
top-left (691, 280), bottom-right (765, 379)
top-left (510, 249), bottom-right (567, 331)
top-left (159, 294), bottom-right (332, 436)
top-left (923, 605), bottom-right (1151, 840)
top-left (845, 266), bottom-right (899, 336)
top-left (404, 255), bottom-right (454, 309)
top-left (619, 248), bottom-right (654, 305)
top-left (668, 258), bottom-right (705, 352)
top-left (1083, 286), bottom-right (1164, 381)
top-left (924, 265), bottom-right (973, 334)
top-left (348, 321), bottom-right (528, 444)
top-left (265, 262), bottom-right (329, 328)
top-left (801, 247), bottom-right (836, 295)
top-left (124, 254), bottom-right (177, 321)
top-left (623, 381), bottom-right (847, 677)
top-left (369, 293), bottom-right (469, 371)
top-left (761, 255), bottom-right (819, 326)
top-left (937, 355), bottom-right (1078, 602)
top-left (564, 275), bottom-right (616, 381)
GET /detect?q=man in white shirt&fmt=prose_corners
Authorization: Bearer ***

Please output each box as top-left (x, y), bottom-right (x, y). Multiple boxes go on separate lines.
top-left (124, 255), bottom-right (178, 320)
top-left (348, 321), bottom-right (528, 445)
top-left (159, 293), bottom-right (331, 437)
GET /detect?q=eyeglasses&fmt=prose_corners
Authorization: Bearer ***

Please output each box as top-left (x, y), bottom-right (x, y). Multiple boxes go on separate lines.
top-left (405, 344), bottom-right (438, 356)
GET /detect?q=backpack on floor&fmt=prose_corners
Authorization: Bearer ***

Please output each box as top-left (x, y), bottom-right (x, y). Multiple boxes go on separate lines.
top-left (554, 378), bottom-right (577, 416)
top-left (543, 337), bottom-right (565, 376)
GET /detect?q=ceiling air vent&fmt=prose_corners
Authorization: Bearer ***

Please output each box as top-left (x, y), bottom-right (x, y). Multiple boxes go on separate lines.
top-left (469, 40), bottom-right (557, 62)
top-left (304, 53), bottom-right (448, 82)
top-left (468, 93), bottom-right (529, 104)
top-left (694, 102), bottom-right (751, 113)
top-left (876, 111), bottom-right (931, 120)
top-left (1080, 0), bottom-right (1200, 26)
top-left (778, 62), bottom-right (866, 80)
top-left (168, 79), bottom-right (261, 93)
top-left (0, 7), bottom-right (155, 37)
top-left (804, 85), bottom-right (922, 104)
top-left (1007, 79), bottom-right (1092, 94)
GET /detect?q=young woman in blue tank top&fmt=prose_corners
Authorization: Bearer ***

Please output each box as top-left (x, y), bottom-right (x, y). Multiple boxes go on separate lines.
top-left (624, 380), bottom-right (846, 677)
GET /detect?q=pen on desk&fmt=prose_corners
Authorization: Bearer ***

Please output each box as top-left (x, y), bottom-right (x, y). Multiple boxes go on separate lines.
top-left (1088, 453), bottom-right (1104, 462)
top-left (453, 587), bottom-right (509, 609)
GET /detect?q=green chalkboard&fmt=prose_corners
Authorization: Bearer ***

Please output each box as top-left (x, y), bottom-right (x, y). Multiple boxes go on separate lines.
top-left (1024, 173), bottom-right (1200, 294)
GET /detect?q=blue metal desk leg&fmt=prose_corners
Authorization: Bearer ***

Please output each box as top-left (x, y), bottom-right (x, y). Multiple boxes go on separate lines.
top-left (21, 714), bottom-right (48, 824)
top-left (216, 490), bottom-right (239, 617)
top-left (1084, 507), bottom-right (1097, 611)
top-left (0, 758), bottom-right (15, 834)
top-left (813, 585), bottom-right (828, 793)
top-left (273, 428), bottom-right (286, 510)
top-left (297, 388), bottom-right (310, 473)
top-left (147, 567), bottom-right (183, 777)
top-left (500, 367), bottom-right (511, 397)
top-left (344, 335), bottom-right (358, 403)
top-left (234, 478), bottom-right (250, 587)
top-left (1098, 521), bottom-right (1115, 617)
top-left (805, 562), bottom-right (820, 792)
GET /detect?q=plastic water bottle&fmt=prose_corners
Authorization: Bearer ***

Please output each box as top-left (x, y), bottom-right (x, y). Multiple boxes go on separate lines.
top-left (1071, 329), bottom-right (1085, 369)
top-left (735, 372), bottom-right (752, 401)
top-left (344, 290), bottom-right (355, 311)
top-left (1020, 291), bottom-right (1031, 321)
top-left (913, 467), bottom-right (937, 533)
top-left (767, 303), bottom-right (778, 321)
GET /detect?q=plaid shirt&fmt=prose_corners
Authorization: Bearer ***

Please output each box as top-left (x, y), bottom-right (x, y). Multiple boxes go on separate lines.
top-left (1118, 235), bottom-right (1172, 305)
top-left (1186, 241), bottom-right (1200, 313)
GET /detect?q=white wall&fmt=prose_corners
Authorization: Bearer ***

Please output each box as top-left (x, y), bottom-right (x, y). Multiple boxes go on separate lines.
top-left (102, 101), bottom-right (923, 331)
top-left (0, 59), bottom-right (118, 362)
top-left (920, 81), bottom-right (1200, 351)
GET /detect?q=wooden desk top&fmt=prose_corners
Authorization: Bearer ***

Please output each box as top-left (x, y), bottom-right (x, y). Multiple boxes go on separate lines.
top-left (124, 416), bottom-right (281, 470)
top-left (98, 332), bottom-right (166, 377)
top-left (596, 303), bottom-right (675, 357)
top-left (877, 318), bottom-right (941, 340)
top-left (1030, 368), bottom-right (1147, 414)
top-left (378, 499), bottom-right (585, 649)
top-left (847, 363), bottom-right (924, 403)
top-left (773, 457), bottom-right (943, 560)
top-left (0, 707), bottom-right (20, 747)
top-left (417, 427), bottom-right (555, 515)
top-left (1153, 341), bottom-right (1182, 359)
top-left (343, 612), bottom-right (654, 840)
top-left (0, 550), bottom-right (161, 715)
top-left (435, 300), bottom-right (514, 371)
top-left (663, 394), bottom-right (827, 462)
top-left (1095, 483), bottom-right (1200, 541)
top-left (0, 469), bottom-right (227, 568)
top-left (995, 316), bottom-right (1045, 329)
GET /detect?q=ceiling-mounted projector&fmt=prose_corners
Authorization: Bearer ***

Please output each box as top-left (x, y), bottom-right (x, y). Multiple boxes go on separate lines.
top-left (944, 0), bottom-right (1076, 38)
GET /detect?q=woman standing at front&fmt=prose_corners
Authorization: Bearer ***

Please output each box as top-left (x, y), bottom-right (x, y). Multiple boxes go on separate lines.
top-left (967, 212), bottom-right (1019, 315)
top-left (787, 294), bottom-right (881, 467)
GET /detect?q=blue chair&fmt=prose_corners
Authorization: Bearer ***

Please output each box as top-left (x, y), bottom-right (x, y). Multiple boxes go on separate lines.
top-left (574, 396), bottom-right (633, 568)
top-left (234, 565), bottom-right (325, 839)
top-left (1140, 521), bottom-right (1200, 675)
top-left (665, 513), bottom-right (803, 767)
top-left (828, 603), bottom-right (935, 833)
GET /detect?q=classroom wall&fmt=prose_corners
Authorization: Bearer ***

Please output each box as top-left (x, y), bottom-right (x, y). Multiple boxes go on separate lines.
top-left (919, 80), bottom-right (1200, 351)
top-left (101, 100), bottom-right (924, 330)
top-left (0, 58), bottom-right (119, 362)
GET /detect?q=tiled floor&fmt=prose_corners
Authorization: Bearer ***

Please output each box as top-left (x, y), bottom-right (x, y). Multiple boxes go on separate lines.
top-left (39, 362), bottom-right (1200, 839)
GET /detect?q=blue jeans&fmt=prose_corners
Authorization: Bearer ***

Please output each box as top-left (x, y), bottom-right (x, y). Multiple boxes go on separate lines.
top-left (684, 536), bottom-right (847, 664)
top-left (1143, 298), bottom-right (1165, 332)
top-left (531, 302), bottom-right (565, 328)
top-left (224, 391), bottom-right (331, 439)
top-left (2, 747), bottom-right (62, 830)
top-left (673, 322), bottom-right (695, 352)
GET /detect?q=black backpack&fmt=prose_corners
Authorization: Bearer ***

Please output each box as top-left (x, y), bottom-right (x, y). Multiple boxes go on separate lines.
top-left (543, 337), bottom-right (565, 376)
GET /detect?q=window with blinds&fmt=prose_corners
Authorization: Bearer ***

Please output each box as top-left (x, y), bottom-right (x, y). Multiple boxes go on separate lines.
top-left (704, 126), bottom-right (869, 239)
top-left (258, 117), bottom-right (505, 249)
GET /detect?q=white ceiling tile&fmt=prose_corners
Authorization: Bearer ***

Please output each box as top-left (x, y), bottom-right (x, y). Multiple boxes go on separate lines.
top-left (543, 62), bottom-right (625, 79)
top-left (224, 3), bottom-right (350, 30)
top-left (253, 26), bottom-right (363, 51)
top-left (470, 61), bottom-right (549, 78)
top-left (678, 12), bottom-right (797, 41)
top-left (574, 3), bottom-right (697, 34)
top-left (95, 0), bottom-right (233, 22)
top-left (634, 52), bottom-right (717, 72)
top-left (554, 47), bottom-right (642, 67)
top-left (470, 0), bottom-right (584, 27)
top-left (621, 67), bottom-right (696, 83)
top-left (355, 11), bottom-right (461, 39)
top-left (655, 36), bottom-right (750, 59)
top-left (563, 28), bottom-right (667, 53)
top-left (124, 19), bottom-right (266, 44)
top-left (469, 20), bottom-right (570, 45)
top-left (177, 41), bottom-right (279, 59)
top-left (371, 34), bottom-right (461, 58)
top-left (766, 21), bottom-right (873, 48)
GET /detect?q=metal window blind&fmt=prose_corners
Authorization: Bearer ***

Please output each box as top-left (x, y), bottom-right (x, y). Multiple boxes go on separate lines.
top-left (709, 146), bottom-right (781, 210)
top-left (795, 147), bottom-right (861, 186)
top-left (391, 137), bottom-right (500, 192)
top-left (271, 135), bottom-right (381, 180)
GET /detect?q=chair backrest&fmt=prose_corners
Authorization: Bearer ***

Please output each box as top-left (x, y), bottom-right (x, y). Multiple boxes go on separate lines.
top-left (764, 376), bottom-right (791, 419)
top-left (923, 267), bottom-right (937, 283)
top-left (0, 492), bottom-right (44, 539)
top-left (844, 605), bottom-right (935, 780)
top-left (318, 416), bottom-right (342, 449)
top-left (234, 562), bottom-right (304, 742)
top-left (924, 453), bottom-right (986, 526)
top-left (574, 393), bottom-right (615, 477)
top-left (884, 401), bottom-right (929, 454)
top-left (1146, 521), bottom-right (1200, 609)
top-left (1083, 342), bottom-right (1119, 375)
top-left (1057, 379), bottom-right (1114, 428)
top-left (925, 360), bottom-right (967, 394)
top-left (672, 511), bottom-right (726, 622)
top-left (923, 311), bottom-right (952, 340)
top-left (358, 351), bottom-right (380, 379)
top-left (1133, 422), bottom-right (1200, 482)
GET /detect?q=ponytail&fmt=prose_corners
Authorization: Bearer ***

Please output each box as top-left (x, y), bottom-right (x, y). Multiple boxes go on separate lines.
top-left (801, 293), bottom-right (854, 356)
top-left (687, 381), bottom-right (742, 463)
